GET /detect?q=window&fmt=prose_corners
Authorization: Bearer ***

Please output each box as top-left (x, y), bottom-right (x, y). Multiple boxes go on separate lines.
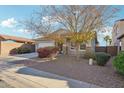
top-left (71, 42), bottom-right (76, 49)
top-left (80, 43), bottom-right (86, 50)
top-left (70, 42), bottom-right (86, 50)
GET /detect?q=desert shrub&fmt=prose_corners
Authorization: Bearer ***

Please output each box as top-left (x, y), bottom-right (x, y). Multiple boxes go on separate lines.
top-left (17, 47), bottom-right (32, 54)
top-left (95, 52), bottom-right (111, 66)
top-left (51, 47), bottom-right (59, 54)
top-left (37, 48), bottom-right (51, 58)
top-left (10, 47), bottom-right (32, 55)
top-left (37, 47), bottom-right (59, 58)
top-left (10, 48), bottom-right (18, 55)
top-left (83, 50), bottom-right (96, 60)
top-left (113, 51), bottom-right (124, 75)
top-left (21, 44), bottom-right (35, 52)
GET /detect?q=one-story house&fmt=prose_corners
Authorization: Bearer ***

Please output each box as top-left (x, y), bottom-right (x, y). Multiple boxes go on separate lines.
top-left (35, 29), bottom-right (98, 55)
top-left (0, 34), bottom-right (35, 56)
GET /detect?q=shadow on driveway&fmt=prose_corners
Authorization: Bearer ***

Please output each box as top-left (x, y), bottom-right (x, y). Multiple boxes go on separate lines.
top-left (16, 67), bottom-right (98, 88)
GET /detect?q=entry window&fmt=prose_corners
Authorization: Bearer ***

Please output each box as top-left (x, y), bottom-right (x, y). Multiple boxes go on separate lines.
top-left (80, 43), bottom-right (86, 50)
top-left (71, 42), bottom-right (76, 49)
top-left (71, 42), bottom-right (86, 50)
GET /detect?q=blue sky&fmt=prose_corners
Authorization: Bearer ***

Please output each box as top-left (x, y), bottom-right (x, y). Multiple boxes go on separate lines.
top-left (0, 5), bottom-right (39, 39)
top-left (0, 5), bottom-right (124, 46)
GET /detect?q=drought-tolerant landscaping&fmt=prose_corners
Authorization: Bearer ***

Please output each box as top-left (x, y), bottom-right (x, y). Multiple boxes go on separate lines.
top-left (8, 45), bottom-right (124, 88)
top-left (10, 53), bottom-right (124, 88)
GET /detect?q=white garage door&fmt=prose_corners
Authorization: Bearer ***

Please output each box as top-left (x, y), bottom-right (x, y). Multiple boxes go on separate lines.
top-left (36, 41), bottom-right (55, 50)
top-left (38, 42), bottom-right (54, 48)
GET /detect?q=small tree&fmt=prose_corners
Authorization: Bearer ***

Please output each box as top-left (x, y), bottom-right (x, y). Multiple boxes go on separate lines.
top-left (109, 38), bottom-right (112, 45)
top-left (104, 35), bottom-right (111, 46)
top-left (45, 32), bottom-right (65, 53)
top-left (67, 31), bottom-right (96, 58)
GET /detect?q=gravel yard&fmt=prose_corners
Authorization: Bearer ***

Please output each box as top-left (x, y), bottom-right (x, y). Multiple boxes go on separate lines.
top-left (11, 55), bottom-right (124, 88)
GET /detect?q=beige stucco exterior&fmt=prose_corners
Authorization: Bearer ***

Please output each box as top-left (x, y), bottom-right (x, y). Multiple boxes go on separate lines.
top-left (0, 41), bottom-right (24, 56)
top-left (121, 38), bottom-right (124, 51)
top-left (35, 38), bottom-right (94, 56)
top-left (65, 39), bottom-right (95, 55)
top-left (112, 20), bottom-right (124, 51)
top-left (113, 21), bottom-right (124, 39)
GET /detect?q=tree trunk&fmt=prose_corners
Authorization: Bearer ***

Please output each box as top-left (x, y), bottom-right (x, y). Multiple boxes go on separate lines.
top-left (65, 42), bottom-right (70, 55)
top-left (106, 41), bottom-right (107, 53)
top-left (76, 43), bottom-right (80, 60)
top-left (59, 43), bottom-right (63, 54)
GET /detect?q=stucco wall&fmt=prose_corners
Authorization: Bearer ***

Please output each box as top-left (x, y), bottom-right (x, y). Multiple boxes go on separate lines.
top-left (121, 38), bottom-right (124, 51)
top-left (112, 21), bottom-right (124, 46)
top-left (0, 41), bottom-right (24, 56)
top-left (116, 21), bottom-right (124, 38)
top-left (64, 41), bottom-right (93, 55)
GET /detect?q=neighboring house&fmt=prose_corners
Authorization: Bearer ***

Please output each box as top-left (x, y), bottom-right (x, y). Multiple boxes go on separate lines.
top-left (112, 19), bottom-right (124, 52)
top-left (35, 29), bottom-right (98, 55)
top-left (0, 34), bottom-right (34, 56)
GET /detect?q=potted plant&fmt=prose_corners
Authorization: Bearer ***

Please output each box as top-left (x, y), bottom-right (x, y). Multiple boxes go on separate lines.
top-left (89, 58), bottom-right (93, 65)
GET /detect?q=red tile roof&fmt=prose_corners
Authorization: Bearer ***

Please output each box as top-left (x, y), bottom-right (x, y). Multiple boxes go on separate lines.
top-left (0, 34), bottom-right (34, 43)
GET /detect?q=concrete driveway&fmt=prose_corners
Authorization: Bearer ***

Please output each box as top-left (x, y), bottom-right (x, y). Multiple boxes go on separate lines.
top-left (0, 66), bottom-right (100, 88)
top-left (13, 52), bottom-right (38, 59)
top-left (0, 53), bottom-right (38, 73)
top-left (0, 53), bottom-right (38, 62)
top-left (0, 53), bottom-right (100, 88)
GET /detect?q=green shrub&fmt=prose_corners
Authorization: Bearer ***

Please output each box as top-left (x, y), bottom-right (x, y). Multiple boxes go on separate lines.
top-left (113, 51), bottom-right (124, 75)
top-left (95, 52), bottom-right (111, 66)
top-left (10, 47), bottom-right (32, 55)
top-left (10, 48), bottom-right (18, 55)
top-left (18, 47), bottom-right (32, 54)
top-left (83, 50), bottom-right (96, 60)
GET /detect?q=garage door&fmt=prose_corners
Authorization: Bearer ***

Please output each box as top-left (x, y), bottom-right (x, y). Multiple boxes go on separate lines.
top-left (37, 41), bottom-right (55, 49)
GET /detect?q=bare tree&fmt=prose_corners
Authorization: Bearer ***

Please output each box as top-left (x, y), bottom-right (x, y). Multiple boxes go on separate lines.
top-left (24, 6), bottom-right (55, 37)
top-left (51, 5), bottom-right (118, 58)
top-left (24, 5), bottom-right (118, 58)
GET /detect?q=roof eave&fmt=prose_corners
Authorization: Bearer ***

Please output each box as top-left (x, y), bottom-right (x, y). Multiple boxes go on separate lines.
top-left (117, 34), bottom-right (124, 39)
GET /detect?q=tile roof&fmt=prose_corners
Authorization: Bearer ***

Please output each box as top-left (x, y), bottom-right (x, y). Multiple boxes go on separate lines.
top-left (0, 34), bottom-right (34, 43)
